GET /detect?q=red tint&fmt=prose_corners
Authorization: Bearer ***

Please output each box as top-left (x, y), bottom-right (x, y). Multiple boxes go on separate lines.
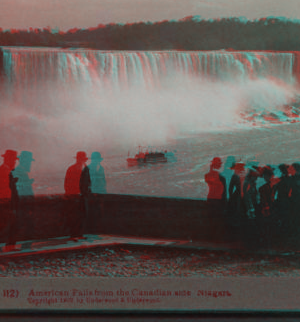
top-left (0, 151), bottom-right (18, 199)
top-left (205, 170), bottom-right (224, 200)
top-left (0, 164), bottom-right (12, 198)
top-left (64, 163), bottom-right (84, 195)
top-left (68, 28), bottom-right (80, 34)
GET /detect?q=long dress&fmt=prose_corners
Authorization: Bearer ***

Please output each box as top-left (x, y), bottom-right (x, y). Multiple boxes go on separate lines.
top-left (258, 182), bottom-right (275, 248)
top-left (86, 163), bottom-right (107, 233)
top-left (243, 175), bottom-right (259, 248)
top-left (9, 165), bottom-right (34, 240)
top-left (228, 174), bottom-right (245, 220)
top-left (273, 175), bottom-right (291, 240)
top-left (204, 169), bottom-right (227, 240)
top-left (243, 175), bottom-right (258, 219)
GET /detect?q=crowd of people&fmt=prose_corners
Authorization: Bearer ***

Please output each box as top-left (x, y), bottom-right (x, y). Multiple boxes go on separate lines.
top-left (1, 148), bottom-right (299, 251)
top-left (205, 156), bottom-right (300, 248)
top-left (0, 150), bottom-right (107, 251)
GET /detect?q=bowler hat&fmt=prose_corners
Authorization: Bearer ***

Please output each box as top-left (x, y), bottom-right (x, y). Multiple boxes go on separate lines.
top-left (230, 161), bottom-right (245, 171)
top-left (262, 166), bottom-right (274, 177)
top-left (91, 152), bottom-right (103, 161)
top-left (75, 151), bottom-right (88, 162)
top-left (1, 150), bottom-right (18, 160)
top-left (211, 157), bottom-right (222, 168)
top-left (278, 163), bottom-right (289, 174)
top-left (18, 151), bottom-right (35, 161)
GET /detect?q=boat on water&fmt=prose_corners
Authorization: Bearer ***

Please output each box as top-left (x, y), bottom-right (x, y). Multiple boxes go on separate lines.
top-left (127, 146), bottom-right (168, 166)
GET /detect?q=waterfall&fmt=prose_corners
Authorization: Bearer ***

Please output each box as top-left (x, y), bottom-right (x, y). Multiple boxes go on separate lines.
top-left (0, 47), bottom-right (296, 90)
top-left (0, 47), bottom-right (299, 181)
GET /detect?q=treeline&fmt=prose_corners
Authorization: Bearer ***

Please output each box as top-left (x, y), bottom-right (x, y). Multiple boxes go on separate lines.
top-left (0, 17), bottom-right (300, 51)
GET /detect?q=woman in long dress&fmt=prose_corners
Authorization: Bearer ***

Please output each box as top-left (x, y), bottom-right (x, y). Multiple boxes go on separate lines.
top-left (228, 161), bottom-right (246, 219)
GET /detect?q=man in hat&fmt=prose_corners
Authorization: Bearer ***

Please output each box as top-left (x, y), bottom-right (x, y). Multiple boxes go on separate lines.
top-left (11, 151), bottom-right (35, 197)
top-left (64, 152), bottom-right (89, 195)
top-left (0, 150), bottom-right (18, 199)
top-left (0, 150), bottom-right (19, 251)
top-left (64, 152), bottom-right (89, 241)
top-left (243, 163), bottom-right (260, 219)
top-left (204, 157), bottom-right (226, 201)
top-left (242, 163), bottom-right (261, 249)
top-left (85, 152), bottom-right (107, 195)
top-left (5, 151), bottom-right (35, 250)
top-left (228, 161), bottom-right (246, 217)
top-left (204, 157), bottom-right (227, 239)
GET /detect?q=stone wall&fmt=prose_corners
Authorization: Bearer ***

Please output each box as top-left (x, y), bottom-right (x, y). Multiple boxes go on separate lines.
top-left (0, 194), bottom-right (234, 244)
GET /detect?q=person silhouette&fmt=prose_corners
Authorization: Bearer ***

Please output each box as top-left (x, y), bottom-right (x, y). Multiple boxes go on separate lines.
top-left (64, 152), bottom-right (89, 195)
top-left (243, 164), bottom-right (259, 219)
top-left (205, 157), bottom-right (226, 201)
top-left (288, 163), bottom-right (300, 241)
top-left (79, 152), bottom-right (107, 233)
top-left (221, 156), bottom-right (236, 200)
top-left (0, 150), bottom-right (19, 251)
top-left (243, 164), bottom-right (260, 249)
top-left (64, 151), bottom-right (89, 241)
top-left (273, 164), bottom-right (292, 235)
top-left (228, 161), bottom-right (246, 220)
top-left (0, 150), bottom-right (18, 199)
top-left (258, 166), bottom-right (275, 249)
top-left (87, 152), bottom-right (107, 194)
top-left (6, 151), bottom-right (35, 251)
top-left (204, 157), bottom-right (227, 239)
top-left (11, 151), bottom-right (35, 197)
top-left (291, 163), bottom-right (300, 202)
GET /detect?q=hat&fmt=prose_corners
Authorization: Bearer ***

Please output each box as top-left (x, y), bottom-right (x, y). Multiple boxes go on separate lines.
top-left (211, 157), bottom-right (222, 169)
top-left (91, 152), bottom-right (103, 161)
top-left (262, 166), bottom-right (274, 177)
top-left (18, 151), bottom-right (35, 162)
top-left (75, 151), bottom-right (88, 162)
top-left (246, 165), bottom-right (259, 173)
top-left (278, 163), bottom-right (289, 174)
top-left (1, 150), bottom-right (18, 160)
top-left (230, 161), bottom-right (245, 171)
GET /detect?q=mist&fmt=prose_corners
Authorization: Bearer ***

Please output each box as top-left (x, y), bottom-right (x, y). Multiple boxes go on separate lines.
top-left (0, 48), bottom-right (299, 193)
top-left (0, 72), bottom-right (297, 174)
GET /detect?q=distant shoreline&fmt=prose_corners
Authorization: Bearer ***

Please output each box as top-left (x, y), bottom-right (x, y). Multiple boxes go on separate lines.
top-left (0, 17), bottom-right (300, 51)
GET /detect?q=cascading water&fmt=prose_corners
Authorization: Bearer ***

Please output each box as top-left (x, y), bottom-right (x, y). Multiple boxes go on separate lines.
top-left (1, 47), bottom-right (296, 86)
top-left (0, 47), bottom-right (299, 197)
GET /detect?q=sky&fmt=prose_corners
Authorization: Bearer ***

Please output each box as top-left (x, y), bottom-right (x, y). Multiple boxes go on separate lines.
top-left (0, 0), bottom-right (299, 31)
